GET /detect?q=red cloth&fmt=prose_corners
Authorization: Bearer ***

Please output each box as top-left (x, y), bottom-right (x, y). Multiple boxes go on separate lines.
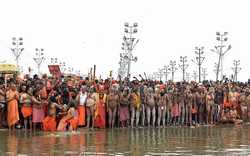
top-left (69, 118), bottom-right (78, 130)
top-left (94, 99), bottom-right (106, 128)
top-left (21, 106), bottom-right (32, 118)
top-left (42, 116), bottom-right (57, 131)
top-left (77, 106), bottom-right (86, 126)
top-left (171, 103), bottom-right (180, 117)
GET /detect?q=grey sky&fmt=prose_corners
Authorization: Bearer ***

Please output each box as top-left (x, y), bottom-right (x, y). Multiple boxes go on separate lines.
top-left (0, 0), bottom-right (249, 81)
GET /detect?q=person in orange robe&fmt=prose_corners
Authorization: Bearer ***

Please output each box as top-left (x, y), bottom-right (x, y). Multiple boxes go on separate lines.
top-left (20, 85), bottom-right (33, 130)
top-left (76, 86), bottom-right (87, 127)
top-left (42, 102), bottom-right (60, 131)
top-left (94, 86), bottom-right (106, 128)
top-left (6, 82), bottom-right (19, 130)
top-left (57, 93), bottom-right (78, 131)
top-left (57, 105), bottom-right (78, 131)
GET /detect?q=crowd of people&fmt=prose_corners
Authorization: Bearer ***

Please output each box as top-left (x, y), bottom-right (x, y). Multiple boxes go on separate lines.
top-left (0, 74), bottom-right (249, 132)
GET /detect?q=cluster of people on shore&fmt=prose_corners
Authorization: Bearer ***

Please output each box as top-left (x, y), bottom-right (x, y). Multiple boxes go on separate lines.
top-left (0, 74), bottom-right (249, 132)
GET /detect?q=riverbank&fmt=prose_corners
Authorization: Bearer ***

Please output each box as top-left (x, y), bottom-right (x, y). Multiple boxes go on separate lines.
top-left (1, 124), bottom-right (250, 155)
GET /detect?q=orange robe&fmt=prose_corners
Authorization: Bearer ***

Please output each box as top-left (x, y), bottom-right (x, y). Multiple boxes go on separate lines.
top-left (69, 117), bottom-right (78, 130)
top-left (7, 90), bottom-right (19, 127)
top-left (94, 94), bottom-right (106, 128)
top-left (21, 106), bottom-right (32, 118)
top-left (21, 93), bottom-right (32, 118)
top-left (42, 116), bottom-right (57, 131)
top-left (77, 106), bottom-right (85, 126)
top-left (57, 108), bottom-right (78, 131)
top-left (223, 100), bottom-right (232, 109)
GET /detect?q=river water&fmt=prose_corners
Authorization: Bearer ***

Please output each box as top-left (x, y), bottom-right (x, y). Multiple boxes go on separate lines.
top-left (1, 124), bottom-right (250, 156)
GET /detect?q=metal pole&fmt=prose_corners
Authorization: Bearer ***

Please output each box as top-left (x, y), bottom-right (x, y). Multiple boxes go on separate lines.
top-left (198, 50), bottom-right (201, 82)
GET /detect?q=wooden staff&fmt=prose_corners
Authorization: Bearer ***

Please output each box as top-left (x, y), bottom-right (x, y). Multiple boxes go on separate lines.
top-left (144, 72), bottom-right (148, 80)
top-left (109, 70), bottom-right (113, 91)
top-left (93, 65), bottom-right (96, 81)
top-left (139, 74), bottom-right (145, 81)
top-left (90, 67), bottom-right (93, 81)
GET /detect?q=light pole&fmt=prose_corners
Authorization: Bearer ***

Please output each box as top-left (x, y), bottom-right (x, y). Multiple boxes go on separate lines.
top-left (153, 72), bottom-right (159, 81)
top-left (169, 60), bottom-right (178, 81)
top-left (123, 22), bottom-right (139, 79)
top-left (213, 62), bottom-right (219, 81)
top-left (162, 65), bottom-right (170, 82)
top-left (68, 67), bottom-right (74, 74)
top-left (179, 56), bottom-right (188, 81)
top-left (59, 61), bottom-right (66, 73)
top-left (50, 57), bottom-right (58, 65)
top-left (11, 37), bottom-right (24, 70)
top-left (186, 72), bottom-right (190, 82)
top-left (192, 46), bottom-right (205, 82)
top-left (33, 48), bottom-right (45, 75)
top-left (201, 68), bottom-right (208, 81)
top-left (192, 70), bottom-right (198, 82)
top-left (232, 60), bottom-right (241, 82)
top-left (211, 32), bottom-right (231, 81)
top-left (118, 52), bottom-right (129, 79)
top-left (157, 68), bottom-right (164, 81)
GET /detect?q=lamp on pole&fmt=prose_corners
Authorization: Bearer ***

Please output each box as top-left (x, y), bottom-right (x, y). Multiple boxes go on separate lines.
top-left (210, 32), bottom-right (231, 81)
top-left (179, 56), bottom-right (188, 81)
top-left (33, 48), bottom-right (45, 75)
top-left (50, 57), bottom-right (58, 65)
top-left (123, 22), bottom-right (139, 79)
top-left (59, 61), bottom-right (66, 73)
top-left (157, 68), bottom-right (164, 81)
top-left (162, 65), bottom-right (170, 82)
top-left (11, 37), bottom-right (24, 70)
top-left (192, 70), bottom-right (198, 82)
top-left (232, 60), bottom-right (241, 82)
top-left (192, 46), bottom-right (205, 82)
top-left (186, 72), bottom-right (190, 82)
top-left (201, 68), bottom-right (208, 81)
top-left (169, 60), bottom-right (177, 81)
top-left (68, 67), bottom-right (74, 74)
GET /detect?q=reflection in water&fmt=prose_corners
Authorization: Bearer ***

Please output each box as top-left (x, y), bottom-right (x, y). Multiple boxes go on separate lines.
top-left (1, 125), bottom-right (250, 155)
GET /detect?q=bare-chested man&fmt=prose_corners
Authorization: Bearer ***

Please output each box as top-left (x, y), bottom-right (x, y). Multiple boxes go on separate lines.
top-left (195, 86), bottom-right (206, 124)
top-left (239, 89), bottom-right (247, 121)
top-left (0, 83), bottom-right (6, 128)
top-left (206, 87), bottom-right (215, 124)
top-left (119, 88), bottom-right (130, 127)
top-left (245, 88), bottom-right (250, 121)
top-left (145, 87), bottom-right (157, 127)
top-left (86, 87), bottom-right (97, 129)
top-left (157, 89), bottom-right (167, 127)
top-left (166, 88), bottom-right (173, 125)
top-left (130, 88), bottom-right (141, 128)
top-left (179, 87), bottom-right (186, 125)
top-left (107, 88), bottom-right (119, 128)
top-left (214, 85), bottom-right (224, 123)
top-left (139, 84), bottom-right (147, 127)
top-left (185, 88), bottom-right (193, 125)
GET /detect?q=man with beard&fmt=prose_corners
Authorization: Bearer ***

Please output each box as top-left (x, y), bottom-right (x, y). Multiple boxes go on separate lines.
top-left (245, 88), bottom-right (250, 121)
top-left (86, 87), bottom-right (97, 129)
top-left (139, 83), bottom-right (147, 127)
top-left (195, 85), bottom-right (206, 124)
top-left (107, 87), bottom-right (119, 128)
top-left (145, 87), bottom-right (157, 127)
top-left (239, 88), bottom-right (247, 121)
top-left (119, 87), bottom-right (130, 127)
top-left (130, 87), bottom-right (141, 128)
top-left (157, 88), bottom-right (167, 127)
top-left (214, 85), bottom-right (224, 123)
top-left (0, 82), bottom-right (6, 128)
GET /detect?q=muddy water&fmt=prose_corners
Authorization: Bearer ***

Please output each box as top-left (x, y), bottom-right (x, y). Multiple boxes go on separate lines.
top-left (1, 125), bottom-right (250, 156)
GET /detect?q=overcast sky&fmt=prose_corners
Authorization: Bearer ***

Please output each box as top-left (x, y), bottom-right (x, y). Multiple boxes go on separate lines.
top-left (0, 0), bottom-right (250, 81)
